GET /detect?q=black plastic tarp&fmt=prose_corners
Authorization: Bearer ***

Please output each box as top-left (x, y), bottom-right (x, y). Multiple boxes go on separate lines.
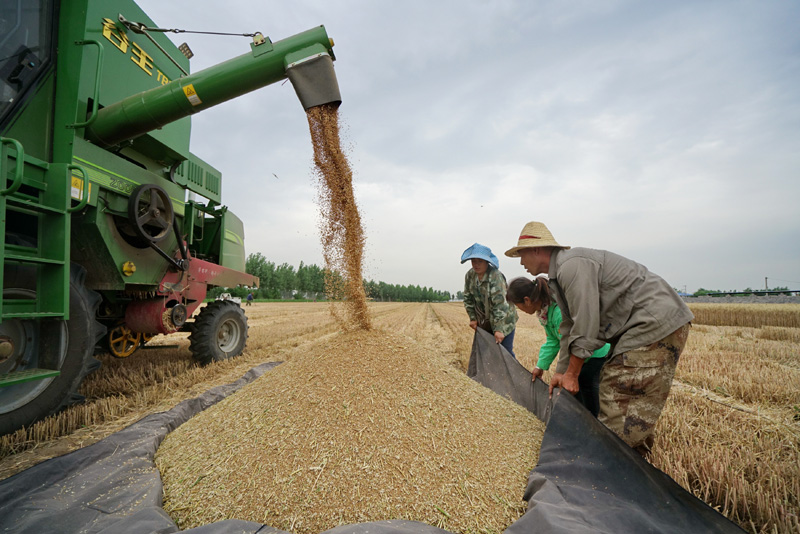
top-left (468, 328), bottom-right (744, 533)
top-left (0, 362), bottom-right (284, 534)
top-left (0, 331), bottom-right (744, 533)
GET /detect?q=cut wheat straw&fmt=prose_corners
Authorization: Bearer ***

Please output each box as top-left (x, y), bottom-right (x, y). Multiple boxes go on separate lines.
top-left (688, 303), bottom-right (800, 328)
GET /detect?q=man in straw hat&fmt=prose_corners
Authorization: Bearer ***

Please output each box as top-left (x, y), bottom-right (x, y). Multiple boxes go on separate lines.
top-left (505, 221), bottom-right (693, 456)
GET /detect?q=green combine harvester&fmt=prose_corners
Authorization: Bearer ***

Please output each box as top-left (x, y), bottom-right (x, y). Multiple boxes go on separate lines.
top-left (0, 0), bottom-right (341, 434)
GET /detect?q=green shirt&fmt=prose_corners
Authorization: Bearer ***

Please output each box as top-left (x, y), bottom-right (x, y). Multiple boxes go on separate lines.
top-left (463, 267), bottom-right (518, 336)
top-left (536, 303), bottom-right (610, 371)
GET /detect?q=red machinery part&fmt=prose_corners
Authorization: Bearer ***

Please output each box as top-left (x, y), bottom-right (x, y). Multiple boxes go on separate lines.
top-left (124, 253), bottom-right (256, 334)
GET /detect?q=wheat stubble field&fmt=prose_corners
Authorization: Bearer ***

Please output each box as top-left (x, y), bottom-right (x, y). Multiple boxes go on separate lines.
top-left (0, 302), bottom-right (798, 533)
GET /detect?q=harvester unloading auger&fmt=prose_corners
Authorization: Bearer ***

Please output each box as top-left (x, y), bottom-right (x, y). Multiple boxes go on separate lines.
top-left (0, 0), bottom-right (341, 435)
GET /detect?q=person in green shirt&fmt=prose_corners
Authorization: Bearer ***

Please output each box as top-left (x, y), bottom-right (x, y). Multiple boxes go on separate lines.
top-left (506, 276), bottom-right (610, 417)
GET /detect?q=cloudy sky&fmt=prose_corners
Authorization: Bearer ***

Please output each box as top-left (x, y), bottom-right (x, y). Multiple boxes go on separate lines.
top-left (136, 0), bottom-right (799, 296)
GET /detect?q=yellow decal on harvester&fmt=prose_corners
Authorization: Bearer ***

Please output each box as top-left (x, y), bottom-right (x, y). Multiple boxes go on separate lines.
top-left (101, 18), bottom-right (171, 85)
top-left (130, 42), bottom-right (154, 75)
top-left (183, 84), bottom-right (202, 106)
top-left (71, 175), bottom-right (92, 201)
top-left (224, 230), bottom-right (244, 247)
top-left (101, 18), bottom-right (129, 53)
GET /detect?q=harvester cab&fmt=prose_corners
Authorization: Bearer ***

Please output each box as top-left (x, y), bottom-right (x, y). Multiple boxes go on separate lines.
top-left (0, 0), bottom-right (340, 435)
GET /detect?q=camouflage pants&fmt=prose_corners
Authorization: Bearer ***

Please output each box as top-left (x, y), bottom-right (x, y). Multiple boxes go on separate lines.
top-left (598, 323), bottom-right (691, 451)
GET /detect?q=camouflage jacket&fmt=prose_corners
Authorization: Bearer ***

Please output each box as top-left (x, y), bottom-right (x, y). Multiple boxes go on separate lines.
top-left (463, 267), bottom-right (518, 336)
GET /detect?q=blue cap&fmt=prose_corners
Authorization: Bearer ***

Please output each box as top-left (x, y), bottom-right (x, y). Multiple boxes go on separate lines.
top-left (461, 243), bottom-right (499, 269)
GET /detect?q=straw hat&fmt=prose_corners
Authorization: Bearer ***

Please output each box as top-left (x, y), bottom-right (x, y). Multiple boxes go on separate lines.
top-left (504, 221), bottom-right (570, 257)
top-left (461, 243), bottom-right (499, 269)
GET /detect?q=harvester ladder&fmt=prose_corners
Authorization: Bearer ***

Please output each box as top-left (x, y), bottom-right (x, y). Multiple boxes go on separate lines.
top-left (1, 137), bottom-right (81, 323)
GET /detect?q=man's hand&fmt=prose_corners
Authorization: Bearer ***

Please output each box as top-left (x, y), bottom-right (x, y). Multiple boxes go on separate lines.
top-left (548, 370), bottom-right (580, 396)
top-left (531, 367), bottom-right (544, 382)
top-left (469, 320), bottom-right (477, 331)
top-left (494, 331), bottom-right (505, 344)
top-left (549, 373), bottom-right (564, 397)
top-left (559, 371), bottom-right (580, 394)
top-left (549, 355), bottom-right (584, 396)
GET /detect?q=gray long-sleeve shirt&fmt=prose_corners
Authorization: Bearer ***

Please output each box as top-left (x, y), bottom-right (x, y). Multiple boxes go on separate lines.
top-left (547, 247), bottom-right (694, 374)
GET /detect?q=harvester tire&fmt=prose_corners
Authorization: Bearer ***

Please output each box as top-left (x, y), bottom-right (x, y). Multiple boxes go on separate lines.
top-left (0, 265), bottom-right (105, 436)
top-left (189, 301), bottom-right (248, 365)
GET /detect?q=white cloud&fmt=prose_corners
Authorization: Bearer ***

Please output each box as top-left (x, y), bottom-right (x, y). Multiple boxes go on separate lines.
top-left (133, 0), bottom-right (800, 294)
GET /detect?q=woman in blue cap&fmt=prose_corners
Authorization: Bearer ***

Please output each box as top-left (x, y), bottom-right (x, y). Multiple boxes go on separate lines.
top-left (461, 243), bottom-right (518, 358)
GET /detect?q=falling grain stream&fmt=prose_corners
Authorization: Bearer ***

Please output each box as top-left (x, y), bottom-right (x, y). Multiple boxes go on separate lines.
top-left (307, 104), bottom-right (371, 330)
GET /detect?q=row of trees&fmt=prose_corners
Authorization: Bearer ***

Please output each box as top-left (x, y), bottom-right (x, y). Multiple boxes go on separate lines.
top-left (362, 281), bottom-right (451, 302)
top-left (210, 253), bottom-right (452, 302)
top-left (245, 253), bottom-right (326, 297)
top-left (692, 286), bottom-right (794, 296)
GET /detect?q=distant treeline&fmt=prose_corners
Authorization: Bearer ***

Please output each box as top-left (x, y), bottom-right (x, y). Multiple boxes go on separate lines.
top-left (207, 253), bottom-right (452, 302)
top-left (363, 280), bottom-right (452, 303)
top-left (692, 286), bottom-right (794, 297)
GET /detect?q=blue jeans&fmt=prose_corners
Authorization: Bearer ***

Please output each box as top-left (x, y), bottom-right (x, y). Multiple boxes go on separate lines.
top-left (500, 329), bottom-right (516, 360)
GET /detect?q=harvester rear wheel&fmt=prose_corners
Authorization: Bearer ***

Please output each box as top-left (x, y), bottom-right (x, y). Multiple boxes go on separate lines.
top-left (0, 265), bottom-right (105, 435)
top-left (188, 301), bottom-right (248, 365)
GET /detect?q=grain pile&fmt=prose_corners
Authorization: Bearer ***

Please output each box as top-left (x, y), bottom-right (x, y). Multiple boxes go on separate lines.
top-left (307, 104), bottom-right (370, 330)
top-left (156, 328), bottom-right (544, 533)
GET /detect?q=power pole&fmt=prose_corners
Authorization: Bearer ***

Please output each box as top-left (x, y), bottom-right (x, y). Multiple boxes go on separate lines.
top-left (765, 277), bottom-right (768, 291)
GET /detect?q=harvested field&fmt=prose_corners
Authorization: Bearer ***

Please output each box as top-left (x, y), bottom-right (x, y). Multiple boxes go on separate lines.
top-left (688, 302), bottom-right (800, 328)
top-left (0, 302), bottom-right (798, 533)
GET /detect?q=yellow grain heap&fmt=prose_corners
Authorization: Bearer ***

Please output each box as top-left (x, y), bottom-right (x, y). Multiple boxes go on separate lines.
top-left (156, 328), bottom-right (544, 533)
